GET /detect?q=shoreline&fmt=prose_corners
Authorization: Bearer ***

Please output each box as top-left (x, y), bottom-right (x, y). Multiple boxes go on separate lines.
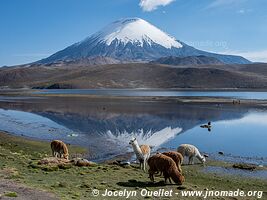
top-left (2, 88), bottom-right (267, 106)
top-left (3, 87), bottom-right (267, 92)
top-left (0, 130), bottom-right (266, 199)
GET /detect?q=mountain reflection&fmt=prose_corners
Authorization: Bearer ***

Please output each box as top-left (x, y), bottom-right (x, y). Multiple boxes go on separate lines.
top-left (0, 96), bottom-right (248, 160)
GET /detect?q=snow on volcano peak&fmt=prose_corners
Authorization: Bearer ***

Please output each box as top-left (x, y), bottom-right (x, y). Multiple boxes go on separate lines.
top-left (38, 17), bottom-right (250, 64)
top-left (94, 18), bottom-right (183, 49)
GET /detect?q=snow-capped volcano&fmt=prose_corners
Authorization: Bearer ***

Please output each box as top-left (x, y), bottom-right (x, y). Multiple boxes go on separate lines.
top-left (38, 17), bottom-right (250, 64)
top-left (88, 18), bottom-right (182, 49)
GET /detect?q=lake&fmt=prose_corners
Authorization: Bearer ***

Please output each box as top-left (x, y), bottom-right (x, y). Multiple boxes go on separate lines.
top-left (0, 91), bottom-right (266, 165)
top-left (34, 89), bottom-right (267, 100)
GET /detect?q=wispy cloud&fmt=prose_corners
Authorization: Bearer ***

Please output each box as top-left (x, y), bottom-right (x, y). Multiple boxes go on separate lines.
top-left (206, 0), bottom-right (247, 9)
top-left (139, 0), bottom-right (175, 12)
top-left (221, 49), bottom-right (267, 63)
top-left (236, 8), bottom-right (252, 14)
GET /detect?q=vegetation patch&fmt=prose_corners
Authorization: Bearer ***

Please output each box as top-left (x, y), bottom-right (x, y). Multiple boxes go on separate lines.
top-left (0, 131), bottom-right (266, 200)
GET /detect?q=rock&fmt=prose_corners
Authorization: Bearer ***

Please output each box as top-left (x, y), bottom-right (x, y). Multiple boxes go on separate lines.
top-left (67, 133), bottom-right (79, 137)
top-left (38, 157), bottom-right (69, 165)
top-left (218, 151), bottom-right (224, 155)
top-left (119, 161), bottom-right (131, 167)
top-left (58, 163), bottom-right (72, 169)
top-left (71, 158), bottom-right (97, 167)
top-left (203, 154), bottom-right (209, 158)
top-left (232, 163), bottom-right (257, 171)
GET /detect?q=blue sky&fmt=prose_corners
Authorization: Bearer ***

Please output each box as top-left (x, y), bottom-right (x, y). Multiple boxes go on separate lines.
top-left (0, 0), bottom-right (267, 66)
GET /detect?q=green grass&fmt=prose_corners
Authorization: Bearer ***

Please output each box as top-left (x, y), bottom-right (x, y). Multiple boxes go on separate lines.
top-left (0, 131), bottom-right (266, 200)
top-left (4, 192), bottom-right (18, 197)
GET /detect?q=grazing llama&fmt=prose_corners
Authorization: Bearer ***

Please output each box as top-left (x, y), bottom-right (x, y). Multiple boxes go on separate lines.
top-left (162, 151), bottom-right (183, 173)
top-left (129, 138), bottom-right (150, 172)
top-left (51, 140), bottom-right (69, 160)
top-left (177, 144), bottom-right (206, 165)
top-left (147, 154), bottom-right (185, 184)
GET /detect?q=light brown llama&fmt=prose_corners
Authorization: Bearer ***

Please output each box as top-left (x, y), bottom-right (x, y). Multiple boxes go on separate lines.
top-left (147, 154), bottom-right (185, 185)
top-left (51, 140), bottom-right (69, 160)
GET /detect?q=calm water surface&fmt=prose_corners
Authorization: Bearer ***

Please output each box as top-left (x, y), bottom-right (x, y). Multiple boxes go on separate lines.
top-left (0, 93), bottom-right (266, 165)
top-left (34, 89), bottom-right (267, 100)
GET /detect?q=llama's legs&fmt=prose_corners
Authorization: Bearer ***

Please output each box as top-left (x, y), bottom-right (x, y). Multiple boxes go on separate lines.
top-left (189, 156), bottom-right (194, 165)
top-left (163, 172), bottom-right (169, 184)
top-left (140, 162), bottom-right (144, 171)
top-left (143, 159), bottom-right (146, 171)
top-left (148, 170), bottom-right (154, 182)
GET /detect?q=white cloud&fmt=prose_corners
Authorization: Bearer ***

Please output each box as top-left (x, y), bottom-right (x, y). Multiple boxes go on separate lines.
top-left (236, 8), bottom-right (252, 14)
top-left (139, 0), bottom-right (175, 12)
top-left (220, 49), bottom-right (267, 63)
top-left (237, 9), bottom-right (245, 14)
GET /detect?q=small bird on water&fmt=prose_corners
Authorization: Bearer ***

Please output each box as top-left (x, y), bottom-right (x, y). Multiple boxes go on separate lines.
top-left (200, 121), bottom-right (212, 131)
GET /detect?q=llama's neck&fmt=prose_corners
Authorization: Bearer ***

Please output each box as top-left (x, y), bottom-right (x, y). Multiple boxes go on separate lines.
top-left (195, 149), bottom-right (204, 162)
top-left (169, 167), bottom-right (183, 184)
top-left (132, 142), bottom-right (144, 161)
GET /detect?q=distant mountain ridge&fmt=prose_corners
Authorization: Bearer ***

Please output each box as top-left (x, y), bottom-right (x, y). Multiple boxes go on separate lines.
top-left (151, 55), bottom-right (224, 65)
top-left (37, 18), bottom-right (251, 65)
top-left (42, 56), bottom-right (122, 67)
top-left (2, 62), bottom-right (267, 90)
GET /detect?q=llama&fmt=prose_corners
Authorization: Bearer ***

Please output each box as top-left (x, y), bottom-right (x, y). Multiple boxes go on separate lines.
top-left (129, 138), bottom-right (150, 172)
top-left (51, 140), bottom-right (69, 160)
top-left (177, 144), bottom-right (206, 165)
top-left (162, 151), bottom-right (183, 173)
top-left (147, 154), bottom-right (185, 185)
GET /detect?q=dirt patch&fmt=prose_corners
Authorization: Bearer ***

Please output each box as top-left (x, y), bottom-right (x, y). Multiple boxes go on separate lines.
top-left (0, 179), bottom-right (58, 200)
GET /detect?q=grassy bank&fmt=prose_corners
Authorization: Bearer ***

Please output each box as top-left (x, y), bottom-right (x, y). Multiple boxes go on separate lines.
top-left (0, 131), bottom-right (266, 200)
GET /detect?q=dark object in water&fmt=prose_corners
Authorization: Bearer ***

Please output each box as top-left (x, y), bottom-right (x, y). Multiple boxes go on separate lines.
top-left (232, 163), bottom-right (257, 171)
top-left (200, 121), bottom-right (212, 130)
top-left (218, 151), bottom-right (224, 155)
top-left (233, 100), bottom-right (241, 104)
top-left (203, 154), bottom-right (209, 158)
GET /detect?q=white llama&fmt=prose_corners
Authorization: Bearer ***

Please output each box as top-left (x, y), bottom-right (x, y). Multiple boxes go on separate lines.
top-left (177, 144), bottom-right (206, 165)
top-left (129, 138), bottom-right (151, 172)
